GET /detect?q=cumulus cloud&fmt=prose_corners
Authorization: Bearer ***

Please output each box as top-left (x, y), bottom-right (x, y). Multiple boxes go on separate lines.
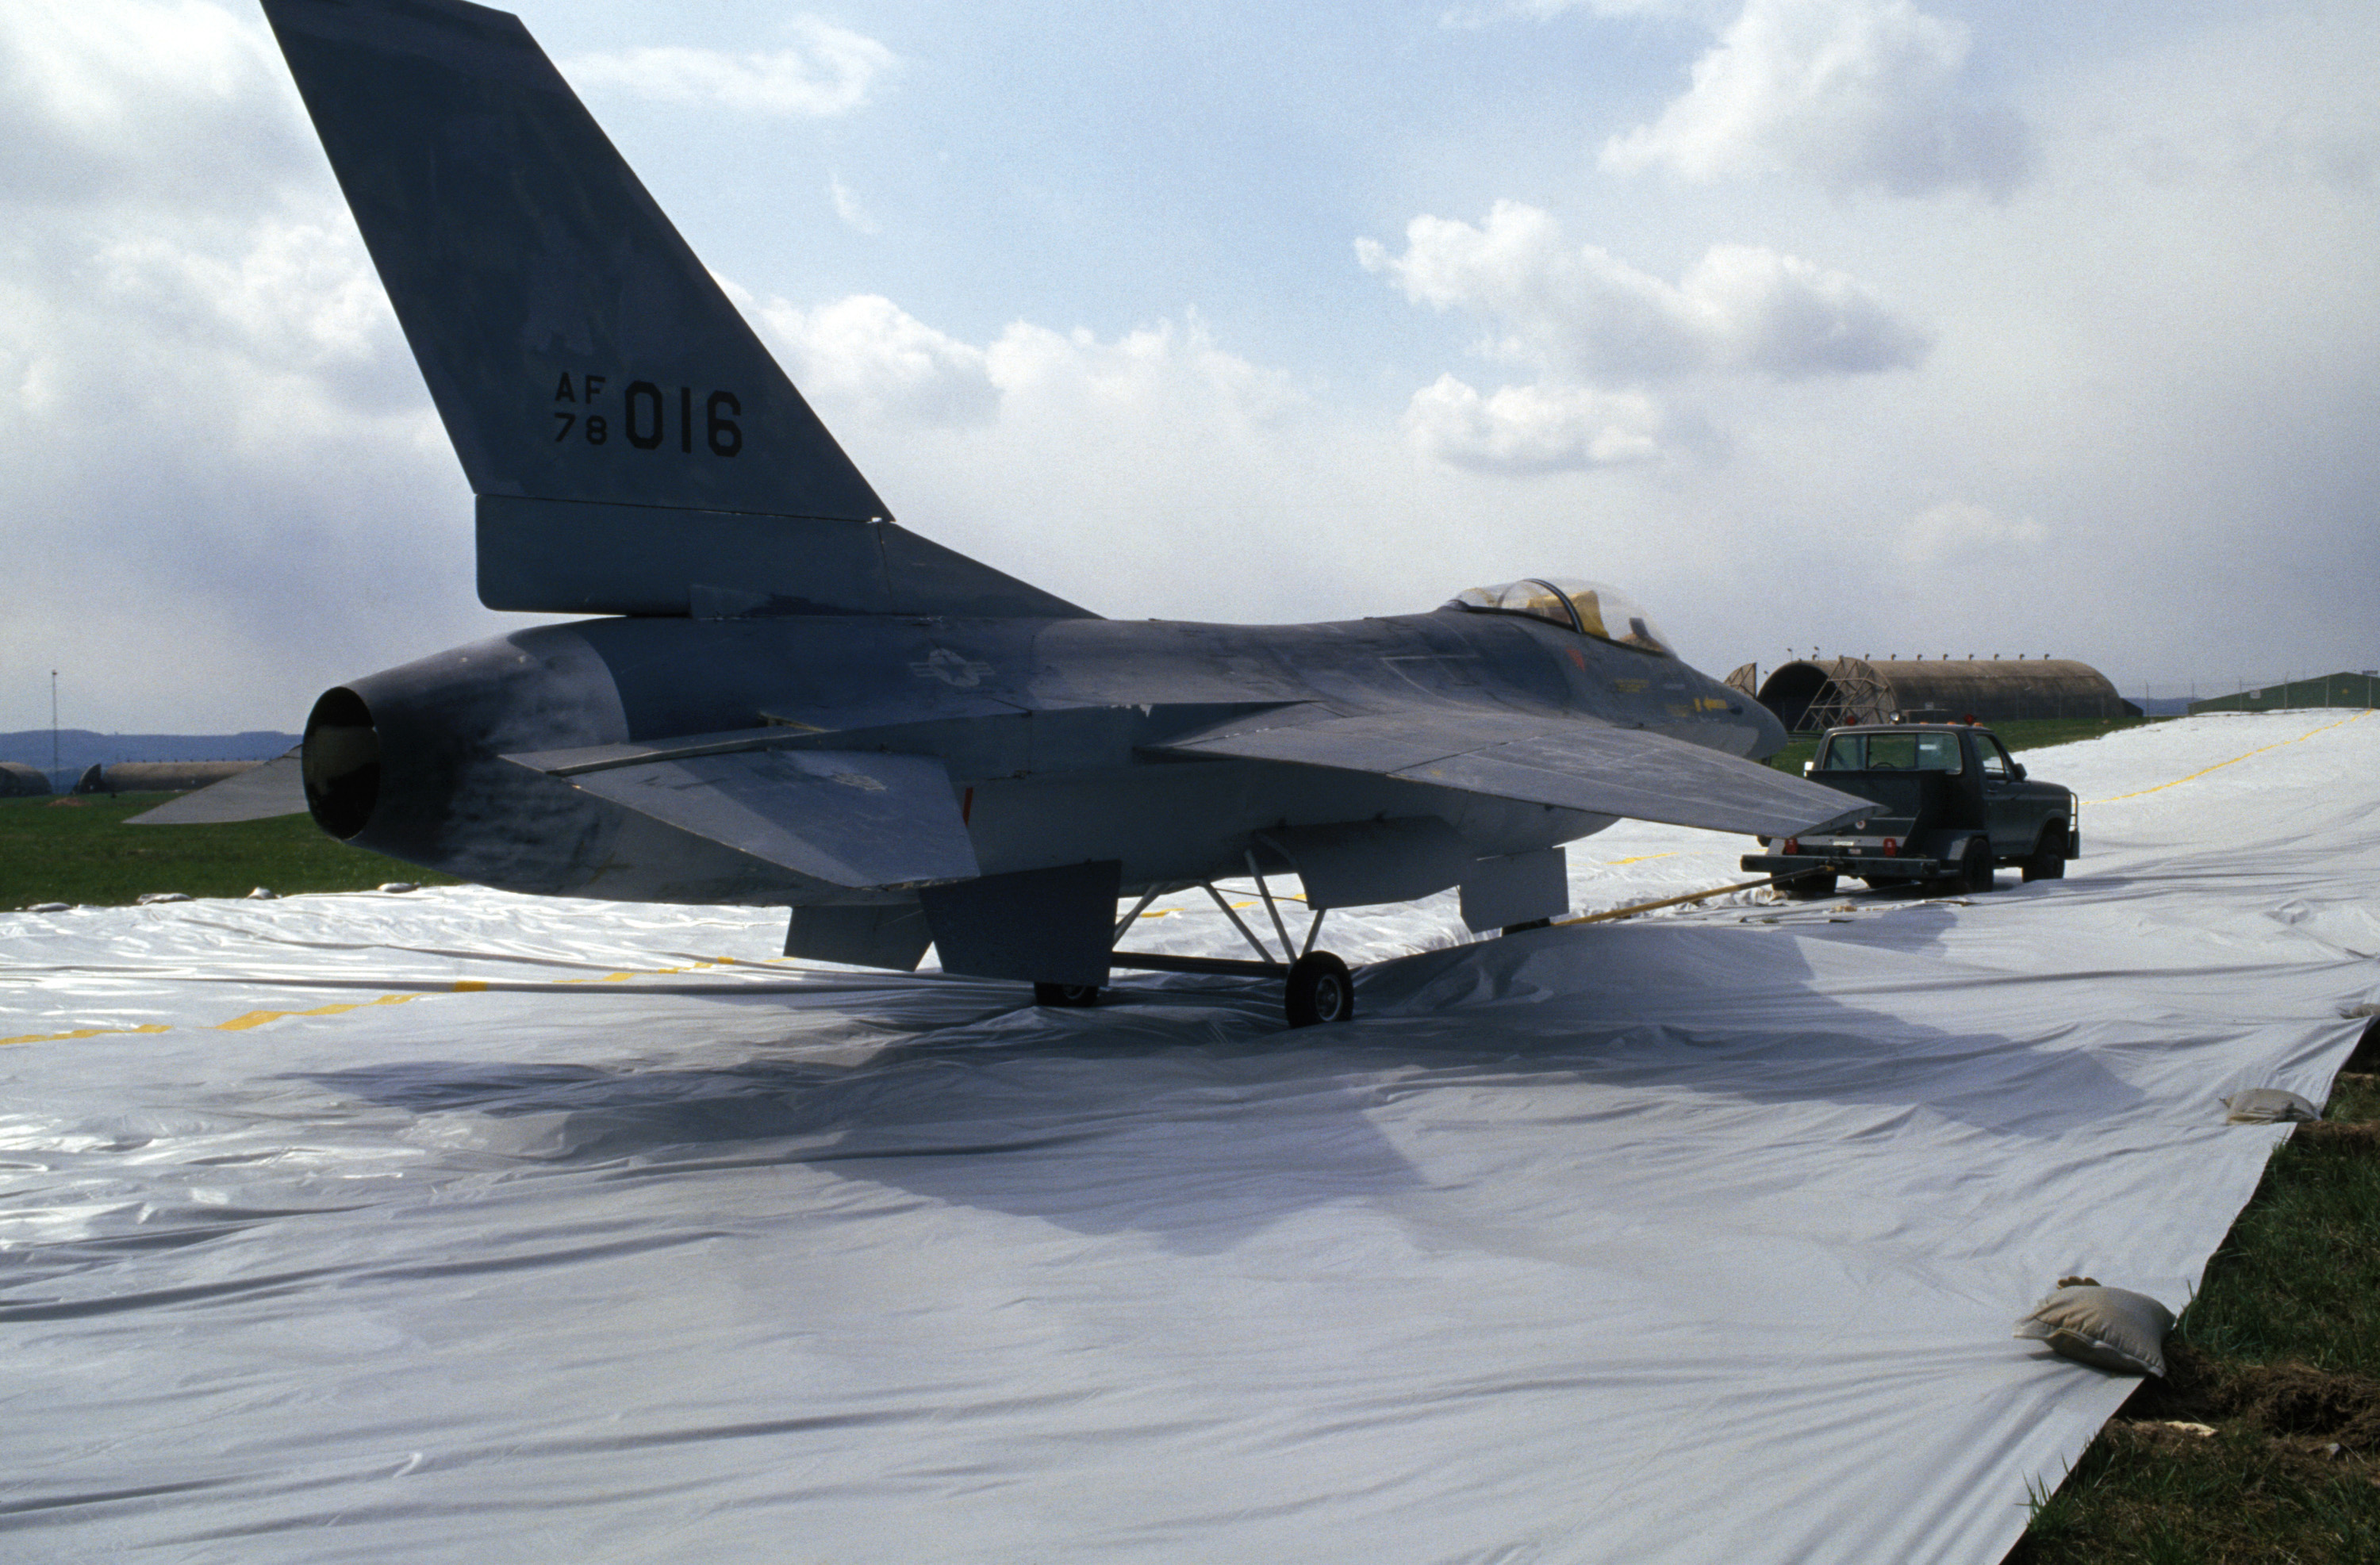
top-left (0, 0), bottom-right (307, 212)
top-left (0, 0), bottom-right (520, 731)
top-left (562, 19), bottom-right (896, 117)
top-left (982, 316), bottom-right (1304, 428)
top-left (1359, 200), bottom-right (1929, 380)
top-left (1602, 0), bottom-right (2029, 197)
top-left (753, 293), bottom-right (1307, 439)
top-left (1403, 376), bottom-right (1663, 472)
top-left (758, 293), bottom-right (996, 428)
top-left (95, 221), bottom-right (394, 389)
top-left (1892, 501), bottom-right (2045, 566)
top-left (734, 293), bottom-right (1374, 622)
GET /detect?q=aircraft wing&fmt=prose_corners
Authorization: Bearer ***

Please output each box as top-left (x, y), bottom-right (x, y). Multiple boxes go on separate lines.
top-left (1150, 707), bottom-right (1869, 839)
top-left (125, 749), bottom-right (309, 825)
top-left (528, 747), bottom-right (979, 890)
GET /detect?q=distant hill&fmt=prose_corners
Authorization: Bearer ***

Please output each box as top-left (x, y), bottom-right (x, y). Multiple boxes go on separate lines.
top-left (0, 730), bottom-right (300, 791)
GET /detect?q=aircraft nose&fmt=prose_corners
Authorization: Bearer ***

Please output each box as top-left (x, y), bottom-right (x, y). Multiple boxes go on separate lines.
top-left (1746, 695), bottom-right (1789, 759)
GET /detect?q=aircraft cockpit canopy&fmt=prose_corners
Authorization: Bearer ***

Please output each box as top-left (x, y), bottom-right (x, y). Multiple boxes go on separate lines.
top-left (1447, 577), bottom-right (1673, 655)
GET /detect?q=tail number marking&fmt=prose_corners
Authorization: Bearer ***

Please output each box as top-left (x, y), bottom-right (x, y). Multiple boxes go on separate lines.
top-left (552, 374), bottom-right (740, 457)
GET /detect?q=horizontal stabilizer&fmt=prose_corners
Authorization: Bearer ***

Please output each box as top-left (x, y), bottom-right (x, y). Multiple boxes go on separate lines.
top-left (125, 750), bottom-right (309, 825)
top-left (501, 699), bottom-right (1028, 779)
top-left (1154, 708), bottom-right (1868, 839)
top-left (478, 498), bottom-right (1093, 619)
top-left (560, 749), bottom-right (979, 889)
top-left (505, 727), bottom-right (814, 779)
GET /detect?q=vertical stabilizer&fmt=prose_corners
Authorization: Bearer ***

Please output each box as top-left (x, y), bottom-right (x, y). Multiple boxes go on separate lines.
top-left (264, 0), bottom-right (1090, 619)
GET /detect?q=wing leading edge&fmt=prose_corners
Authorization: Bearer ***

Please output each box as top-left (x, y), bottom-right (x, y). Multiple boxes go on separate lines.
top-left (1150, 707), bottom-right (1869, 839)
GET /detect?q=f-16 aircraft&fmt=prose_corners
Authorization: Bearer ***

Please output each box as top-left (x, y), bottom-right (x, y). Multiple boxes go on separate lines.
top-left (148, 0), bottom-right (1866, 1026)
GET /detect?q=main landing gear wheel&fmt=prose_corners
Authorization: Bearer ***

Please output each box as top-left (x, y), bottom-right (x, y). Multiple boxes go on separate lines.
top-left (1033, 982), bottom-right (1102, 1007)
top-left (1284, 952), bottom-right (1354, 1028)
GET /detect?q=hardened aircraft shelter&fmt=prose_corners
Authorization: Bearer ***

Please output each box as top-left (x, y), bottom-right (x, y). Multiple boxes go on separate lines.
top-left (2, 712), bottom-right (2374, 1563)
top-left (1731, 657), bottom-right (2136, 731)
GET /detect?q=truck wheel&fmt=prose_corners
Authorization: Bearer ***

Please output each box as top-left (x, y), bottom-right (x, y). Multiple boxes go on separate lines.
top-left (1781, 869), bottom-right (1837, 900)
top-left (1284, 952), bottom-right (1354, 1027)
top-left (2022, 827), bottom-right (2068, 882)
top-left (1033, 982), bottom-right (1101, 1007)
top-left (1960, 838), bottom-right (1996, 895)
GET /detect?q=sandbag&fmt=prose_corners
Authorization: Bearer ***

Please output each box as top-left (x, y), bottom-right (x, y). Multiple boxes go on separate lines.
top-left (2014, 1281), bottom-right (2175, 1376)
top-left (2222, 1087), bottom-right (2320, 1124)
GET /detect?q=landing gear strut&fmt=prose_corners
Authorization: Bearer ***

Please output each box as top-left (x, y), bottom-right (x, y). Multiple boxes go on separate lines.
top-left (1101, 855), bottom-right (1357, 1027)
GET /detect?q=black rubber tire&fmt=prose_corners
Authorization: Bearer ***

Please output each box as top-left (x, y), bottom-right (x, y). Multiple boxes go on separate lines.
top-left (2021, 827), bottom-right (2068, 883)
top-left (1960, 837), bottom-right (1996, 894)
top-left (1032, 982), bottom-right (1101, 1007)
top-left (1780, 869), bottom-right (1838, 900)
top-left (1284, 952), bottom-right (1354, 1027)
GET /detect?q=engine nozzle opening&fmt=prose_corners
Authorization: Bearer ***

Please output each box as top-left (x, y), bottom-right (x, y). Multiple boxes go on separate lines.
top-left (304, 686), bottom-right (381, 841)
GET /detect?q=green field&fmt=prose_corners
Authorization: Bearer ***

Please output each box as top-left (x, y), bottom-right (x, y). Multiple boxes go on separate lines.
top-left (2, 793), bottom-right (456, 908)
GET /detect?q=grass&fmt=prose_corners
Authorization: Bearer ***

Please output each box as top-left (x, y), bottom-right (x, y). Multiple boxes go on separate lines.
top-left (1765, 714), bottom-right (2167, 776)
top-left (2, 792), bottom-right (456, 908)
top-left (2017, 1424), bottom-right (2380, 1564)
top-left (2006, 1041), bottom-right (2380, 1563)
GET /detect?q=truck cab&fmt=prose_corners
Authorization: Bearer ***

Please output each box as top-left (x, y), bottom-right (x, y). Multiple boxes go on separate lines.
top-left (1741, 723), bottom-right (2077, 896)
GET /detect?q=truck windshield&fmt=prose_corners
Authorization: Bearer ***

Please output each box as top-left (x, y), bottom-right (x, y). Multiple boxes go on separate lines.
top-left (1818, 731), bottom-right (1963, 773)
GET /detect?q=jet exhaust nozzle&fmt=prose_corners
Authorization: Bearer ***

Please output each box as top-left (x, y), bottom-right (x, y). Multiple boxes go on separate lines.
top-left (305, 686), bottom-right (382, 840)
top-left (295, 628), bottom-right (637, 893)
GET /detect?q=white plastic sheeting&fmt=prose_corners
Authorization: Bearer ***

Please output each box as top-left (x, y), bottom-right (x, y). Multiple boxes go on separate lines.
top-left (3, 712), bottom-right (2374, 1563)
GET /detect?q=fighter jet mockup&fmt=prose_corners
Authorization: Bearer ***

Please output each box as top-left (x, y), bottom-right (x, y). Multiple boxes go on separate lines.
top-left (154, 0), bottom-right (1865, 1025)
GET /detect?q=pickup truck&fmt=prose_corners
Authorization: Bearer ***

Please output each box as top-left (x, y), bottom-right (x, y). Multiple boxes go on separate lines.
top-left (1741, 723), bottom-right (2078, 897)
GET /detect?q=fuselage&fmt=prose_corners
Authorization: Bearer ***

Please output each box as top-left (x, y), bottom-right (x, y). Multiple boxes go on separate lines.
top-left (305, 608), bottom-right (1786, 906)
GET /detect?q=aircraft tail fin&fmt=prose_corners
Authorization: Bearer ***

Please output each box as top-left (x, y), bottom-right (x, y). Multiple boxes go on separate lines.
top-left (264, 0), bottom-right (1089, 619)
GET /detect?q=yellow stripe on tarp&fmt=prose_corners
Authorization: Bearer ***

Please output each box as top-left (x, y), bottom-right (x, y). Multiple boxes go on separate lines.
top-left (0, 1023), bottom-right (175, 1045)
top-left (215, 992), bottom-right (424, 1031)
top-left (2089, 708), bottom-right (2373, 804)
top-left (2, 962), bottom-right (750, 1046)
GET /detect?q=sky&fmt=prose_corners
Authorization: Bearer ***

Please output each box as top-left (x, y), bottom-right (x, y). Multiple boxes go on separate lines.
top-left (4, 0), bottom-right (2376, 733)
